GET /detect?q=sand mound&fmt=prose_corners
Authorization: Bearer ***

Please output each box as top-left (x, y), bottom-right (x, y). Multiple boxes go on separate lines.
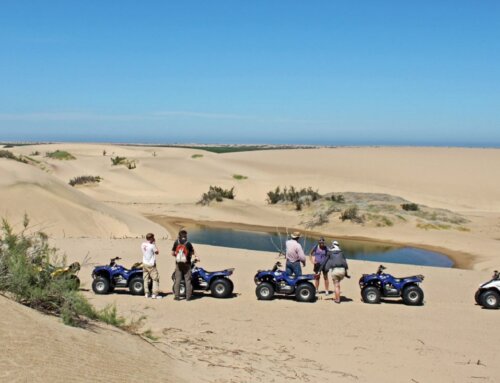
top-left (0, 295), bottom-right (183, 383)
top-left (0, 159), bottom-right (167, 238)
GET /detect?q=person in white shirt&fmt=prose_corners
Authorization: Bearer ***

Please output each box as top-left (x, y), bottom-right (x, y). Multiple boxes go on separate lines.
top-left (141, 233), bottom-right (162, 299)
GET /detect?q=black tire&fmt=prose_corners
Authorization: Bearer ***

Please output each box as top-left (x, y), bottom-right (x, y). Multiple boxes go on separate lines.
top-left (474, 289), bottom-right (482, 305)
top-left (210, 278), bottom-right (233, 299)
top-left (362, 286), bottom-right (381, 304)
top-left (402, 285), bottom-right (424, 306)
top-left (256, 282), bottom-right (275, 300)
top-left (92, 276), bottom-right (110, 295)
top-left (295, 283), bottom-right (316, 303)
top-left (480, 290), bottom-right (500, 309)
top-left (129, 276), bottom-right (145, 296)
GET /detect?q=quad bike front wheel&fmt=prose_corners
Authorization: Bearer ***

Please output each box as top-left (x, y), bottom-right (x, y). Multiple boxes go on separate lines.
top-left (129, 276), bottom-right (145, 296)
top-left (295, 283), bottom-right (316, 303)
top-left (402, 285), bottom-right (424, 306)
top-left (256, 282), bottom-right (275, 300)
top-left (480, 290), bottom-right (500, 309)
top-left (92, 276), bottom-right (110, 295)
top-left (361, 286), bottom-right (381, 304)
top-left (210, 278), bottom-right (233, 299)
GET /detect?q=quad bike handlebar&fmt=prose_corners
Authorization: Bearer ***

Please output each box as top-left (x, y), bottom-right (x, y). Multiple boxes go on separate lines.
top-left (493, 270), bottom-right (499, 280)
top-left (377, 265), bottom-right (387, 274)
top-left (272, 261), bottom-right (282, 272)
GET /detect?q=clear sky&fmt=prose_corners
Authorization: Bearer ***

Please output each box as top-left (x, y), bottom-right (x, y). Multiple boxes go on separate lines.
top-left (0, 1), bottom-right (499, 146)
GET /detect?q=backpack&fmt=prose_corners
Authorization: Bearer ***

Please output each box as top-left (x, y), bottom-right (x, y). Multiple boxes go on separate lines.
top-left (175, 243), bottom-right (189, 263)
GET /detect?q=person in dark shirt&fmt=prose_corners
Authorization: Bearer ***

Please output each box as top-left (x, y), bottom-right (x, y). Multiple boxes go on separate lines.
top-left (171, 229), bottom-right (196, 301)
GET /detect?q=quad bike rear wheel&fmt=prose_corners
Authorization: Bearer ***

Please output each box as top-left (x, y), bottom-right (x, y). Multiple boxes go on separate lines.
top-left (256, 282), bottom-right (275, 300)
top-left (402, 285), bottom-right (424, 306)
top-left (92, 276), bottom-right (110, 295)
top-left (361, 286), bottom-right (381, 304)
top-left (295, 283), bottom-right (316, 303)
top-left (129, 276), bottom-right (145, 295)
top-left (480, 290), bottom-right (500, 309)
top-left (210, 278), bottom-right (233, 298)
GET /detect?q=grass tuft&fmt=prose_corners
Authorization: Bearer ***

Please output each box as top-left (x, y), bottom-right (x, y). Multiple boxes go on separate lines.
top-left (46, 150), bottom-right (76, 160)
top-left (233, 174), bottom-right (248, 180)
top-left (69, 175), bottom-right (102, 187)
top-left (191, 154), bottom-right (203, 159)
top-left (198, 186), bottom-right (235, 205)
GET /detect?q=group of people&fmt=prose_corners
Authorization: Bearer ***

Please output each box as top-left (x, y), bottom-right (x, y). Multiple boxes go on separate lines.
top-left (285, 231), bottom-right (349, 304)
top-left (141, 229), bottom-right (349, 303)
top-left (141, 230), bottom-right (197, 301)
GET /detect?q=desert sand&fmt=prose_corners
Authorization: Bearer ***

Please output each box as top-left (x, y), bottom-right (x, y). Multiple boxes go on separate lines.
top-left (1, 144), bottom-right (500, 382)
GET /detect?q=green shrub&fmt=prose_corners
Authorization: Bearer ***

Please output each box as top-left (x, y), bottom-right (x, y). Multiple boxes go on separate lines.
top-left (266, 186), bottom-right (321, 205)
top-left (340, 206), bottom-right (364, 223)
top-left (198, 186), bottom-right (235, 205)
top-left (329, 194), bottom-right (345, 203)
top-left (233, 174), bottom-right (248, 180)
top-left (0, 150), bottom-right (28, 164)
top-left (69, 175), bottom-right (102, 187)
top-left (191, 154), bottom-right (203, 159)
top-left (46, 150), bottom-right (76, 160)
top-left (0, 218), bottom-right (94, 326)
top-left (401, 203), bottom-right (419, 211)
top-left (111, 156), bottom-right (136, 169)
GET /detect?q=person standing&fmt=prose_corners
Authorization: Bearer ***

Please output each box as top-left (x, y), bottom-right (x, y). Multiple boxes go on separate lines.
top-left (172, 229), bottom-right (196, 301)
top-left (285, 231), bottom-right (306, 277)
top-left (141, 233), bottom-right (162, 299)
top-left (323, 240), bottom-right (349, 303)
top-left (309, 237), bottom-right (330, 294)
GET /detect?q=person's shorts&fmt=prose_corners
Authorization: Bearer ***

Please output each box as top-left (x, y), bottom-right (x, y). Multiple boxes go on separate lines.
top-left (329, 267), bottom-right (346, 282)
top-left (313, 263), bottom-right (328, 277)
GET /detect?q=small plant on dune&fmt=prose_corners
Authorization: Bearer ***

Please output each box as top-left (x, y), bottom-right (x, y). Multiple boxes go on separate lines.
top-left (111, 156), bottom-right (136, 169)
top-left (329, 194), bottom-right (345, 203)
top-left (191, 154), bottom-right (203, 159)
top-left (266, 186), bottom-right (321, 206)
top-left (340, 206), bottom-right (364, 223)
top-left (96, 304), bottom-right (126, 327)
top-left (401, 203), bottom-right (419, 211)
top-left (233, 174), bottom-right (248, 180)
top-left (68, 175), bottom-right (102, 187)
top-left (30, 151), bottom-right (41, 156)
top-left (46, 150), bottom-right (76, 160)
top-left (3, 144), bottom-right (14, 148)
top-left (198, 186), bottom-right (235, 206)
top-left (0, 150), bottom-right (28, 164)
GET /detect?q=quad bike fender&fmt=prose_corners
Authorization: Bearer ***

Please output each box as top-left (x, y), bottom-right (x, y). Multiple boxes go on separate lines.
top-left (92, 267), bottom-right (111, 279)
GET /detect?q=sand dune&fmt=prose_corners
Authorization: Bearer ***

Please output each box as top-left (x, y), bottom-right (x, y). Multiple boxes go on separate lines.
top-left (0, 158), bottom-right (167, 238)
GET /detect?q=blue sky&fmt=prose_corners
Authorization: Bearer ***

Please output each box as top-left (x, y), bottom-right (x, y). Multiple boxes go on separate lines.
top-left (0, 1), bottom-right (499, 146)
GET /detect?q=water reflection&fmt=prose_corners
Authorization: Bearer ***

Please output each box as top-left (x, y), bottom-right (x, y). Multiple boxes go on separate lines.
top-left (185, 225), bottom-right (454, 268)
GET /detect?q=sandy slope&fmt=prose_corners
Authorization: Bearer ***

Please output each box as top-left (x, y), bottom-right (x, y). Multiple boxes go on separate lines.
top-left (0, 294), bottom-right (184, 383)
top-left (0, 158), bottom-right (167, 238)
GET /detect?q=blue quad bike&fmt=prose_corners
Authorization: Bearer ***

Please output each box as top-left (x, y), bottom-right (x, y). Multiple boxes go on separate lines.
top-left (92, 257), bottom-right (145, 295)
top-left (359, 264), bottom-right (425, 306)
top-left (171, 259), bottom-right (235, 299)
top-left (254, 261), bottom-right (316, 303)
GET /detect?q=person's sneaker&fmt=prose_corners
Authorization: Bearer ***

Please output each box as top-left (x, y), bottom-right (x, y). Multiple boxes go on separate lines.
top-left (145, 294), bottom-right (150, 298)
top-left (151, 294), bottom-right (163, 299)
top-left (324, 291), bottom-right (331, 297)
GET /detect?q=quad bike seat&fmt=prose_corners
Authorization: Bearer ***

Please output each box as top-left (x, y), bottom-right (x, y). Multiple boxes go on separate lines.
top-left (130, 262), bottom-right (143, 270)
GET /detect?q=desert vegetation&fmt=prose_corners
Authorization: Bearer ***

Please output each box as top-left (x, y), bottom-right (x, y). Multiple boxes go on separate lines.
top-left (111, 156), bottom-right (136, 169)
top-left (68, 175), bottom-right (102, 187)
top-left (0, 150), bottom-right (28, 164)
top-left (191, 154), bottom-right (203, 159)
top-left (267, 186), bottom-right (321, 211)
top-left (198, 186), bottom-right (235, 205)
top-left (401, 203), bottom-right (419, 211)
top-left (46, 150), bottom-right (76, 160)
top-left (233, 174), bottom-right (248, 180)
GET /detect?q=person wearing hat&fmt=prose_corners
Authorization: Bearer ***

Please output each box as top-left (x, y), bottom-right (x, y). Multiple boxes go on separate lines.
top-left (285, 231), bottom-right (306, 277)
top-left (309, 237), bottom-right (330, 294)
top-left (323, 240), bottom-right (350, 303)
